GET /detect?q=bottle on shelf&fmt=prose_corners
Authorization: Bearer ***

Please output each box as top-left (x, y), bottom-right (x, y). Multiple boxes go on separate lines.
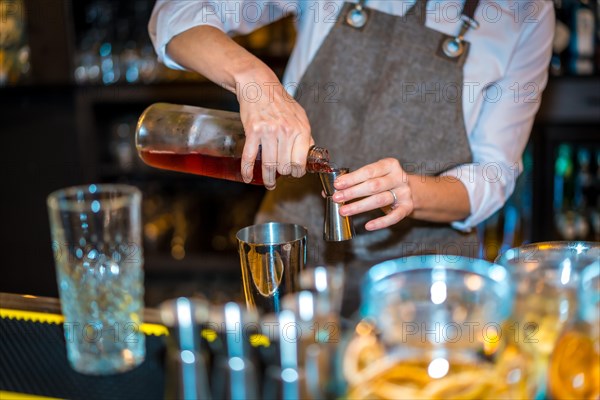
top-left (569, 0), bottom-right (597, 75)
top-left (552, 0), bottom-right (572, 76)
top-left (135, 103), bottom-right (332, 185)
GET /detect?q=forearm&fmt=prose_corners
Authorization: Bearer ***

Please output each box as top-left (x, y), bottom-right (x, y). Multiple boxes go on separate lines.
top-left (407, 175), bottom-right (471, 223)
top-left (166, 25), bottom-right (278, 93)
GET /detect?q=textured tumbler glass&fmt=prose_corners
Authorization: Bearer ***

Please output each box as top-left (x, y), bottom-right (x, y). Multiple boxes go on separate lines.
top-left (236, 222), bottom-right (307, 313)
top-left (47, 184), bottom-right (145, 375)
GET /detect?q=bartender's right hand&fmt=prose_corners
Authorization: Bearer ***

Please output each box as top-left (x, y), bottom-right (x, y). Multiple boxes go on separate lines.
top-left (237, 71), bottom-right (313, 190)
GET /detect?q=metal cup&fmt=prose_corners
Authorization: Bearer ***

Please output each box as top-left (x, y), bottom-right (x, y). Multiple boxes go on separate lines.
top-left (319, 168), bottom-right (355, 242)
top-left (236, 223), bottom-right (307, 313)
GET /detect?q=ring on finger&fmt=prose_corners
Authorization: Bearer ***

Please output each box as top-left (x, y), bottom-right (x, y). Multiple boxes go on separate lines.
top-left (388, 189), bottom-right (398, 210)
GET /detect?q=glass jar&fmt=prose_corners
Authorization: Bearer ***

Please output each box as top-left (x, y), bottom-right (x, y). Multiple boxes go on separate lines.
top-left (344, 255), bottom-right (531, 400)
top-left (495, 241), bottom-right (600, 398)
top-left (135, 103), bottom-right (330, 184)
top-left (548, 261), bottom-right (600, 399)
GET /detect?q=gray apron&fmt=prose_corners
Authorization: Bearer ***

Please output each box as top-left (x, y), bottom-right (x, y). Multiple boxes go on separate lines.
top-left (256, 0), bottom-right (480, 306)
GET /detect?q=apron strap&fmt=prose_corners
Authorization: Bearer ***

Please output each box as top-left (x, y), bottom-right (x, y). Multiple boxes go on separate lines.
top-left (405, 0), bottom-right (428, 26)
top-left (406, 0), bottom-right (480, 27)
top-left (462, 0), bottom-right (480, 22)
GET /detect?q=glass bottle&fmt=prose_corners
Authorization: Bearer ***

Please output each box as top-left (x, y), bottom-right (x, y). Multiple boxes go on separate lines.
top-left (548, 261), bottom-right (600, 400)
top-left (135, 103), bottom-right (330, 185)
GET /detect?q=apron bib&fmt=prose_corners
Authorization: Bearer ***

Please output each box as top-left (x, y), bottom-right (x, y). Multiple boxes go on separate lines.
top-left (256, 0), bottom-right (481, 285)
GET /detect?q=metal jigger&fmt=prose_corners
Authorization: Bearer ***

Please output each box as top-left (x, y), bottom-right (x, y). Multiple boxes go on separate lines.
top-left (319, 168), bottom-right (356, 241)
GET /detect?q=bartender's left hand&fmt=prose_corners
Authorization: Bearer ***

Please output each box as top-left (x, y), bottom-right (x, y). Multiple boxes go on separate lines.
top-left (332, 158), bottom-right (414, 231)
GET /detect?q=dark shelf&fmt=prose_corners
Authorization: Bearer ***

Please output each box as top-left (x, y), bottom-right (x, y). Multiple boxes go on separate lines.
top-left (144, 253), bottom-right (240, 274)
top-left (76, 82), bottom-right (237, 108)
top-left (536, 76), bottom-right (600, 124)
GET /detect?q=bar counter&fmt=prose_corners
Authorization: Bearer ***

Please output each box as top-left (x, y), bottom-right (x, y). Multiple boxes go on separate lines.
top-left (0, 293), bottom-right (167, 400)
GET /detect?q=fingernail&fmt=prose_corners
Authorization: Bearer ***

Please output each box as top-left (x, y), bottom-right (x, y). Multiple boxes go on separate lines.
top-left (365, 223), bottom-right (375, 231)
top-left (332, 193), bottom-right (343, 202)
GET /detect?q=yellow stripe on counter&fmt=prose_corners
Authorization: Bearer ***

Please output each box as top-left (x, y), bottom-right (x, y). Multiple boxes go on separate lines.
top-left (0, 309), bottom-right (64, 325)
top-left (140, 323), bottom-right (168, 337)
top-left (0, 391), bottom-right (62, 400)
top-left (0, 308), bottom-right (168, 337)
top-left (201, 328), bottom-right (218, 343)
top-left (249, 333), bottom-right (271, 348)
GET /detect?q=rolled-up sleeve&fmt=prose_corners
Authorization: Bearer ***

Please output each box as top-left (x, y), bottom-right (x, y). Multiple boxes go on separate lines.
top-left (149, 0), bottom-right (297, 70)
top-left (445, 2), bottom-right (554, 232)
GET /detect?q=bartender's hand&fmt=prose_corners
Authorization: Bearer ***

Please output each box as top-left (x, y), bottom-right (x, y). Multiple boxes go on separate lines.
top-left (165, 25), bottom-right (313, 190)
top-left (237, 71), bottom-right (313, 190)
top-left (332, 158), bottom-right (414, 231)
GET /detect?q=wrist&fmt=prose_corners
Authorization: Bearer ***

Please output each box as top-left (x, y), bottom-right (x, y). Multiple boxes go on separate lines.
top-left (406, 175), bottom-right (423, 213)
top-left (233, 62), bottom-right (279, 96)
top-left (406, 174), bottom-right (471, 222)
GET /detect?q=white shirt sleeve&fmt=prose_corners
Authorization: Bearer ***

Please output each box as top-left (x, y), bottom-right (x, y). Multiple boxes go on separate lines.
top-left (149, 0), bottom-right (298, 70)
top-left (445, 1), bottom-right (555, 232)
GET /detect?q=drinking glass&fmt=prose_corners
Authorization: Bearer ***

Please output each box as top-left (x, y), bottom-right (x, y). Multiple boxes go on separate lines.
top-left (236, 222), bottom-right (307, 313)
top-left (47, 184), bottom-right (145, 374)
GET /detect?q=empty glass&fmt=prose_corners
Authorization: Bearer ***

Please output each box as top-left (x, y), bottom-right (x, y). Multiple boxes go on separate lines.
top-left (47, 184), bottom-right (145, 374)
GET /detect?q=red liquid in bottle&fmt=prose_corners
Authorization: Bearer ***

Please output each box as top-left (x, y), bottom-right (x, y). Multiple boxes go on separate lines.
top-left (139, 150), bottom-right (333, 185)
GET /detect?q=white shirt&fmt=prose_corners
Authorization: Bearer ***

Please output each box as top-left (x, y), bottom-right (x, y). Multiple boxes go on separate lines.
top-left (149, 0), bottom-right (554, 231)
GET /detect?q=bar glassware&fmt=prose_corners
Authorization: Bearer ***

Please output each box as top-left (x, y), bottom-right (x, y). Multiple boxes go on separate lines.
top-left (236, 222), bottom-right (307, 313)
top-left (495, 241), bottom-right (600, 398)
top-left (47, 184), bottom-right (145, 374)
top-left (548, 261), bottom-right (600, 399)
top-left (345, 255), bottom-right (529, 399)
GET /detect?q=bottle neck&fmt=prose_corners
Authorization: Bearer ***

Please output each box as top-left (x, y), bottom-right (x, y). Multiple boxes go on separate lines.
top-left (307, 146), bottom-right (332, 173)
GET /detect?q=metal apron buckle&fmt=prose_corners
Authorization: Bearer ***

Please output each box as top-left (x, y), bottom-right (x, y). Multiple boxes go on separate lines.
top-left (438, 14), bottom-right (480, 60)
top-left (345, 0), bottom-right (369, 29)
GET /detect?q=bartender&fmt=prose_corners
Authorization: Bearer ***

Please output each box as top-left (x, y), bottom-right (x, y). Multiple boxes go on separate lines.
top-left (149, 1), bottom-right (554, 269)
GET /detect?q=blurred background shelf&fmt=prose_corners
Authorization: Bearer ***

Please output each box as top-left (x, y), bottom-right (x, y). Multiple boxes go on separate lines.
top-left (1, 0), bottom-right (599, 306)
